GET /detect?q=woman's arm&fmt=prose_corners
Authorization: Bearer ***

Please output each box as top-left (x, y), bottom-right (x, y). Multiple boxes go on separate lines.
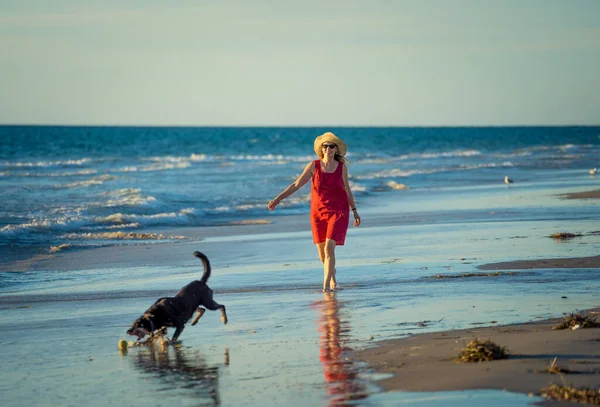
top-left (268, 161), bottom-right (314, 211)
top-left (342, 165), bottom-right (361, 227)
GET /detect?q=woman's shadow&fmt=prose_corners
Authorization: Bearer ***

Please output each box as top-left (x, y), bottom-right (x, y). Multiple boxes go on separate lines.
top-left (315, 292), bottom-right (368, 406)
top-left (130, 342), bottom-right (227, 406)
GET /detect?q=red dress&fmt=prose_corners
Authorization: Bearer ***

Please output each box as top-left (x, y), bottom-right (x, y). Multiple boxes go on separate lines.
top-left (310, 160), bottom-right (350, 245)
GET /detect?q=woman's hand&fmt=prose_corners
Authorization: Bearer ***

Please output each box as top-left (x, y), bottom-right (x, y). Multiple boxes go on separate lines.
top-left (267, 199), bottom-right (279, 211)
top-left (353, 210), bottom-right (361, 227)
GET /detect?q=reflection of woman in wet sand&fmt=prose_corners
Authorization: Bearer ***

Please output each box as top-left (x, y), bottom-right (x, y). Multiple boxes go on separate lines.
top-left (316, 292), bottom-right (367, 406)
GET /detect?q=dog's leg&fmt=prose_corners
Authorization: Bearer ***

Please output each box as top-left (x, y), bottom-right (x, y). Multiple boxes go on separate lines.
top-left (219, 305), bottom-right (228, 325)
top-left (203, 300), bottom-right (228, 325)
top-left (171, 324), bottom-right (185, 343)
top-left (191, 307), bottom-right (206, 326)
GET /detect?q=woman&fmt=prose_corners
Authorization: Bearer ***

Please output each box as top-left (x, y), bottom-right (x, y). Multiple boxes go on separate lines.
top-left (267, 132), bottom-right (361, 292)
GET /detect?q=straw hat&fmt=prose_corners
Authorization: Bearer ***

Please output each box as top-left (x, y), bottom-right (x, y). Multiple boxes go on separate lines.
top-left (313, 132), bottom-right (347, 157)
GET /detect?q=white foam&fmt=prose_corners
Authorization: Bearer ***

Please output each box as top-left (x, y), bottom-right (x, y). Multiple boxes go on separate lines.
top-left (190, 153), bottom-right (208, 161)
top-left (100, 188), bottom-right (157, 208)
top-left (96, 208), bottom-right (198, 227)
top-left (63, 175), bottom-right (115, 189)
top-left (395, 150), bottom-right (481, 161)
top-left (357, 162), bottom-right (514, 180)
top-left (60, 231), bottom-right (185, 241)
top-left (140, 161), bottom-right (191, 172)
top-left (115, 166), bottom-right (139, 172)
top-left (0, 169), bottom-right (98, 177)
top-left (230, 154), bottom-right (313, 163)
top-left (1, 158), bottom-right (91, 168)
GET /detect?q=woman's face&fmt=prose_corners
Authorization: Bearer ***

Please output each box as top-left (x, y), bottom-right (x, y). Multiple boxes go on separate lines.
top-left (321, 143), bottom-right (337, 158)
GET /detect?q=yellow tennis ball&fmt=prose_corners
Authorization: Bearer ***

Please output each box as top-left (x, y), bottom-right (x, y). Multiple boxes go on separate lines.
top-left (118, 339), bottom-right (128, 349)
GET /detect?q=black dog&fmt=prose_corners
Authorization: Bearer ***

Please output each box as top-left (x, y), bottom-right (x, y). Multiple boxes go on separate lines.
top-left (127, 251), bottom-right (227, 343)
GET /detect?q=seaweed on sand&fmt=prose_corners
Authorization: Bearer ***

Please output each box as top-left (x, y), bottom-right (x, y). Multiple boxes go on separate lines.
top-left (455, 339), bottom-right (508, 363)
top-left (552, 313), bottom-right (600, 330)
top-left (541, 384), bottom-right (600, 404)
top-left (545, 357), bottom-right (573, 374)
top-left (549, 232), bottom-right (583, 240)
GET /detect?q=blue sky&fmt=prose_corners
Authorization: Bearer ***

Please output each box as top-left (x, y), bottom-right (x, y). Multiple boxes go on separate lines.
top-left (1, 0), bottom-right (599, 126)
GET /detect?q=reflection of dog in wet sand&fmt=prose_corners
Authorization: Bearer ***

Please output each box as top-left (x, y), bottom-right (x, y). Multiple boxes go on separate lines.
top-left (132, 343), bottom-right (222, 404)
top-left (127, 251), bottom-right (228, 343)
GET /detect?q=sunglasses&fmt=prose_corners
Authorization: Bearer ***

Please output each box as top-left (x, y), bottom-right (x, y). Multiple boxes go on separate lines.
top-left (322, 144), bottom-right (337, 150)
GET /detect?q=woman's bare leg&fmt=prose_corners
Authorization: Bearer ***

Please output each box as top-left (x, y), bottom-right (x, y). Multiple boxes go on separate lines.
top-left (316, 243), bottom-right (328, 291)
top-left (323, 239), bottom-right (337, 291)
top-left (317, 241), bottom-right (338, 291)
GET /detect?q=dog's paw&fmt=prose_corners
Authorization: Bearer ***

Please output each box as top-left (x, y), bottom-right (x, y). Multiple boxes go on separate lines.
top-left (222, 316), bottom-right (228, 325)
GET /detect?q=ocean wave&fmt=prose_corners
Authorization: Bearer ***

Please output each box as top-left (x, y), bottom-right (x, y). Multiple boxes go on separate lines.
top-left (0, 217), bottom-right (82, 237)
top-left (62, 174), bottom-right (116, 189)
top-left (97, 209), bottom-right (198, 226)
top-left (357, 162), bottom-right (514, 180)
top-left (228, 219), bottom-right (272, 225)
top-left (357, 158), bottom-right (392, 165)
top-left (100, 188), bottom-right (157, 208)
top-left (115, 166), bottom-right (140, 172)
top-left (190, 153), bottom-right (208, 161)
top-left (349, 180), bottom-right (367, 193)
top-left (106, 154), bottom-right (315, 175)
top-left (59, 231), bottom-right (186, 241)
top-left (230, 154), bottom-right (314, 163)
top-left (387, 181), bottom-right (409, 190)
top-left (145, 156), bottom-right (191, 164)
top-left (357, 168), bottom-right (440, 180)
top-left (49, 243), bottom-right (73, 253)
top-left (392, 149), bottom-right (482, 161)
top-left (114, 162), bottom-right (190, 173)
top-left (0, 169), bottom-right (98, 177)
top-left (140, 161), bottom-right (191, 172)
top-left (0, 158), bottom-right (91, 169)
top-left (0, 208), bottom-right (198, 244)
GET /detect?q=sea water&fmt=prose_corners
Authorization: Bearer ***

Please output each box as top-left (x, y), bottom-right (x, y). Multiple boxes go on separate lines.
top-left (1, 126), bottom-right (599, 253)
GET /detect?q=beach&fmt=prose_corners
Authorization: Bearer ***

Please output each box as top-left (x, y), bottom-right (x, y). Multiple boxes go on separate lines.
top-left (2, 126), bottom-right (600, 406)
top-left (1, 187), bottom-right (599, 407)
top-left (352, 191), bottom-right (600, 406)
top-left (355, 305), bottom-right (600, 406)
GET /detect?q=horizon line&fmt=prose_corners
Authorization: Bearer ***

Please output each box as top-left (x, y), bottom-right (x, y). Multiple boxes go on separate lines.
top-left (2, 123), bottom-right (600, 128)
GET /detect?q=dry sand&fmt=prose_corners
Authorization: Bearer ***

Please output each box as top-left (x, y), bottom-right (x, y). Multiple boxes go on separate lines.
top-left (355, 308), bottom-right (600, 404)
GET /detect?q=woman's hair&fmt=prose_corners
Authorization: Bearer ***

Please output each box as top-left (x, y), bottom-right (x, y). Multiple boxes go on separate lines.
top-left (335, 153), bottom-right (349, 164)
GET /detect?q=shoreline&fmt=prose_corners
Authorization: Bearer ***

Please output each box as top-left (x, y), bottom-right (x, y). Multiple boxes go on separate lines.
top-left (354, 307), bottom-right (600, 402)
top-left (3, 186), bottom-right (600, 273)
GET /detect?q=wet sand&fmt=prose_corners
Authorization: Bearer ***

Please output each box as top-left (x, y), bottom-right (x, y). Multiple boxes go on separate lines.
top-left (355, 308), bottom-right (600, 403)
top-left (559, 189), bottom-right (600, 199)
top-left (478, 255), bottom-right (600, 271)
top-left (356, 247), bottom-right (600, 404)
top-left (3, 184), bottom-right (600, 406)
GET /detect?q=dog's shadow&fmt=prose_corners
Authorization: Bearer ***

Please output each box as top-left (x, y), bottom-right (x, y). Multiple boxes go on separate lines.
top-left (131, 343), bottom-right (223, 405)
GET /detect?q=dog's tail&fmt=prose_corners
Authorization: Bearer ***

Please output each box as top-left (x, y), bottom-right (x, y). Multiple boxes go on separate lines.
top-left (193, 251), bottom-right (211, 284)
